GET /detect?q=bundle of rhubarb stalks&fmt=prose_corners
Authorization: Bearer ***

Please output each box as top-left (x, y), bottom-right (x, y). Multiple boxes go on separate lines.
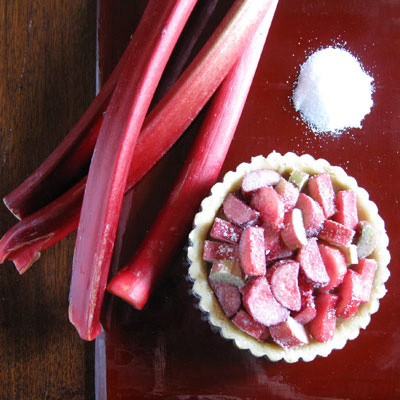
top-left (0, 0), bottom-right (279, 340)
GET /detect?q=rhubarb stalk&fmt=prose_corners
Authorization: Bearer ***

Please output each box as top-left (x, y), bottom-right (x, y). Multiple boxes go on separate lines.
top-left (2, 3), bottom-right (164, 220)
top-left (0, 0), bottom-right (275, 273)
top-left (3, 1), bottom-right (219, 221)
top-left (107, 1), bottom-right (279, 310)
top-left (69, 0), bottom-right (197, 341)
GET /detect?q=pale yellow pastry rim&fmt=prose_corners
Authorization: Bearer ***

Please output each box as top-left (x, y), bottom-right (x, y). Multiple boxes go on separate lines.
top-left (187, 152), bottom-right (390, 363)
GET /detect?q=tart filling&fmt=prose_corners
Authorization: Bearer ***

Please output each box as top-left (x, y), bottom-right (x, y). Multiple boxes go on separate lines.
top-left (187, 152), bottom-right (390, 362)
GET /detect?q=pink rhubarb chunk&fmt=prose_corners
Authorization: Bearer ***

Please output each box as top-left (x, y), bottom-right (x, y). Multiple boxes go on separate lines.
top-left (318, 219), bottom-right (355, 247)
top-left (241, 276), bottom-right (289, 327)
top-left (308, 173), bottom-right (336, 218)
top-left (250, 186), bottom-right (285, 231)
top-left (296, 238), bottom-right (330, 288)
top-left (241, 169), bottom-right (281, 196)
top-left (307, 293), bottom-right (338, 342)
top-left (281, 208), bottom-right (307, 250)
top-left (275, 178), bottom-right (300, 212)
top-left (232, 309), bottom-right (270, 341)
top-left (239, 226), bottom-right (266, 276)
top-left (353, 258), bottom-right (378, 303)
top-left (203, 241), bottom-right (238, 262)
top-left (334, 190), bottom-right (359, 230)
top-left (319, 243), bottom-right (348, 292)
top-left (264, 226), bottom-right (292, 261)
top-left (223, 193), bottom-right (259, 227)
top-left (209, 280), bottom-right (241, 318)
top-left (336, 269), bottom-right (362, 319)
top-left (210, 217), bottom-right (243, 244)
top-left (270, 261), bottom-right (301, 311)
top-left (292, 291), bottom-right (317, 325)
top-left (295, 193), bottom-right (325, 237)
top-left (269, 316), bottom-right (309, 348)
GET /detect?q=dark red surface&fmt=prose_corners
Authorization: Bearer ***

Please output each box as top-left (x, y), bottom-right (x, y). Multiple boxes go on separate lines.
top-left (97, 1), bottom-right (400, 399)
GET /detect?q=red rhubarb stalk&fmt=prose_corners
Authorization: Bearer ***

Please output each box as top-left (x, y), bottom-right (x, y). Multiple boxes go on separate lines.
top-left (69, 0), bottom-right (197, 341)
top-left (0, 181), bottom-right (84, 273)
top-left (2, 2), bottom-right (169, 220)
top-left (107, 2), bottom-right (278, 310)
top-left (0, 0), bottom-right (275, 272)
top-left (152, 0), bottom-right (218, 105)
top-left (4, 1), bottom-right (219, 221)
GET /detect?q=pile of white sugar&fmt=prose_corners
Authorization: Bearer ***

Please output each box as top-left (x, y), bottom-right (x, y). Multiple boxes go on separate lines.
top-left (293, 47), bottom-right (374, 133)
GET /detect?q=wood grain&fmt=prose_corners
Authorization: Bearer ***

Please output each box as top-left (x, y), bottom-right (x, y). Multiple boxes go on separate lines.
top-left (0, 1), bottom-right (96, 399)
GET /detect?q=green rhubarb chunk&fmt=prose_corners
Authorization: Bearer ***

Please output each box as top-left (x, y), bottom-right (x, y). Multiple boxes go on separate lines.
top-left (289, 169), bottom-right (309, 191)
top-left (336, 244), bottom-right (358, 265)
top-left (356, 221), bottom-right (377, 259)
top-left (209, 259), bottom-right (245, 287)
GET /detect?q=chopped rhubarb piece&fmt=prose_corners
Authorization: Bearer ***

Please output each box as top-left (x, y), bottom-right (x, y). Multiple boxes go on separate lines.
top-left (297, 238), bottom-right (330, 287)
top-left (275, 178), bottom-right (300, 212)
top-left (281, 208), bottom-right (307, 250)
top-left (270, 261), bottom-right (301, 311)
top-left (267, 242), bottom-right (293, 262)
top-left (232, 309), bottom-right (270, 341)
top-left (269, 316), bottom-right (310, 348)
top-left (334, 190), bottom-right (359, 230)
top-left (241, 276), bottom-right (290, 327)
top-left (270, 245), bottom-right (293, 261)
top-left (203, 241), bottom-right (239, 262)
top-left (308, 173), bottom-right (336, 218)
top-left (318, 219), bottom-right (355, 248)
top-left (319, 243), bottom-right (348, 292)
top-left (298, 274), bottom-right (314, 295)
top-left (289, 169), bottom-right (309, 191)
top-left (353, 258), bottom-right (378, 303)
top-left (68, 0), bottom-right (198, 340)
top-left (239, 226), bottom-right (266, 276)
top-left (336, 269), bottom-right (363, 319)
top-left (307, 293), bottom-right (338, 343)
top-left (266, 259), bottom-right (295, 283)
top-left (209, 260), bottom-right (245, 287)
top-left (264, 225), bottom-right (281, 254)
top-left (241, 169), bottom-right (281, 196)
top-left (210, 217), bottom-right (243, 244)
top-left (265, 260), bottom-right (280, 284)
top-left (356, 221), bottom-right (377, 259)
top-left (264, 226), bottom-right (293, 261)
top-left (337, 244), bottom-right (358, 265)
top-left (250, 187), bottom-right (285, 231)
top-left (292, 291), bottom-right (317, 325)
top-left (209, 280), bottom-right (241, 318)
top-left (295, 193), bottom-right (325, 237)
top-left (223, 193), bottom-right (260, 227)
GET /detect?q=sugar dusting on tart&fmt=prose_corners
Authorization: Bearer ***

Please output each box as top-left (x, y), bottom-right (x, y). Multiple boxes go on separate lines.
top-left (187, 152), bottom-right (390, 363)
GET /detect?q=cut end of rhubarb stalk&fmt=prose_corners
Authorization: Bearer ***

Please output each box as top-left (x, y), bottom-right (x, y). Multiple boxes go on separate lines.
top-left (9, 235), bottom-right (54, 274)
top-left (107, 267), bottom-right (152, 311)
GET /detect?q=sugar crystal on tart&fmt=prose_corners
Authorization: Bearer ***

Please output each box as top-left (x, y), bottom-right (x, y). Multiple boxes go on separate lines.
top-left (188, 152), bottom-right (390, 362)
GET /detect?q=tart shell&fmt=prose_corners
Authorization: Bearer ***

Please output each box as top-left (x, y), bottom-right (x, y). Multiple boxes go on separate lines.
top-left (187, 152), bottom-right (390, 363)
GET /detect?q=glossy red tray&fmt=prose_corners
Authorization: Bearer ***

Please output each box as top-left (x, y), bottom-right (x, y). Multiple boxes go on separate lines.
top-left (95, 1), bottom-right (400, 398)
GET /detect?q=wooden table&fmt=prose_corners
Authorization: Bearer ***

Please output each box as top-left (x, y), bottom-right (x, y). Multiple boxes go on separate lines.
top-left (0, 2), bottom-right (97, 398)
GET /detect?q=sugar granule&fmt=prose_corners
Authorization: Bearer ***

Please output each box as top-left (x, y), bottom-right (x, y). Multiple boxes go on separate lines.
top-left (293, 47), bottom-right (374, 133)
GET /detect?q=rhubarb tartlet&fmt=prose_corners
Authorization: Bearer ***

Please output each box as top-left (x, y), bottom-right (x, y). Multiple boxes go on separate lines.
top-left (187, 152), bottom-right (390, 362)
